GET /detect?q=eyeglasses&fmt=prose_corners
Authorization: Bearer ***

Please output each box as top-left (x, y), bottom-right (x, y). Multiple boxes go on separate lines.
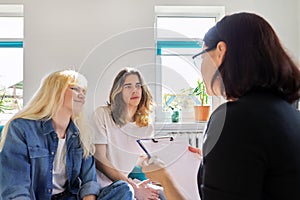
top-left (69, 85), bottom-right (86, 96)
top-left (192, 46), bottom-right (216, 68)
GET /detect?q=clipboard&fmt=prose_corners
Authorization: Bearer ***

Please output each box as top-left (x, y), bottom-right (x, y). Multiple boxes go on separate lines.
top-left (136, 136), bottom-right (174, 158)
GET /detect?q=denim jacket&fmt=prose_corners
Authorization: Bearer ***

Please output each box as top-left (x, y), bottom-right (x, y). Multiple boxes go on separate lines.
top-left (0, 118), bottom-right (100, 200)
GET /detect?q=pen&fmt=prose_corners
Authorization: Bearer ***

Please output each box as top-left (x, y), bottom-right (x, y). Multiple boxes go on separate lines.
top-left (137, 139), bottom-right (152, 158)
top-left (136, 136), bottom-right (174, 158)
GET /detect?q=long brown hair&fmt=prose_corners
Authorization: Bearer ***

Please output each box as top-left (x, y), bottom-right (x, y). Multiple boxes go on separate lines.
top-left (107, 67), bottom-right (154, 127)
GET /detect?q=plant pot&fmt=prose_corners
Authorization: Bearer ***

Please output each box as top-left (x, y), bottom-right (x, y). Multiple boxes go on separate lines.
top-left (194, 105), bottom-right (210, 122)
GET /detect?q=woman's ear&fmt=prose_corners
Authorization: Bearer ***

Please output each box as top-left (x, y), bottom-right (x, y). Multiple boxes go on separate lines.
top-left (215, 41), bottom-right (227, 67)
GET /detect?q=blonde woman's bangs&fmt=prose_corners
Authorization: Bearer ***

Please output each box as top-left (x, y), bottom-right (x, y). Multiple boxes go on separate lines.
top-left (61, 70), bottom-right (88, 89)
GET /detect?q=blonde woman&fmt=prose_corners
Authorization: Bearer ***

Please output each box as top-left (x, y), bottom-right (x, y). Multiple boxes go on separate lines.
top-left (92, 67), bottom-right (164, 200)
top-left (0, 70), bottom-right (133, 200)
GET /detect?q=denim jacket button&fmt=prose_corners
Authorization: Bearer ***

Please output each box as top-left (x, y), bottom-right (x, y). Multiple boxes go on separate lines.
top-left (51, 152), bottom-right (54, 155)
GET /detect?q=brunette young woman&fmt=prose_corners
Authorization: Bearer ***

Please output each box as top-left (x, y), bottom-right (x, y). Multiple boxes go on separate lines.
top-left (92, 67), bottom-right (163, 200)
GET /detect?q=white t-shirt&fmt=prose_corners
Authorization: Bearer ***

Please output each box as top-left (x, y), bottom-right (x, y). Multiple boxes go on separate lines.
top-left (91, 106), bottom-right (154, 186)
top-left (52, 138), bottom-right (67, 195)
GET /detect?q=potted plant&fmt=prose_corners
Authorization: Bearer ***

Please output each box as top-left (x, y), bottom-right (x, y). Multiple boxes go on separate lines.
top-left (192, 80), bottom-right (211, 121)
top-left (0, 91), bottom-right (7, 113)
top-left (163, 87), bottom-right (197, 122)
top-left (0, 89), bottom-right (14, 114)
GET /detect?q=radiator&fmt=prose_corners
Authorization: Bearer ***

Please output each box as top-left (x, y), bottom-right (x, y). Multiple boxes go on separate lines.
top-left (154, 122), bottom-right (207, 148)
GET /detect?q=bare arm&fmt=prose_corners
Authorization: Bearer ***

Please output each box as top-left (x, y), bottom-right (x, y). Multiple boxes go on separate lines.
top-left (151, 171), bottom-right (185, 200)
top-left (94, 144), bottom-right (130, 182)
top-left (94, 144), bottom-right (159, 200)
top-left (141, 157), bottom-right (186, 200)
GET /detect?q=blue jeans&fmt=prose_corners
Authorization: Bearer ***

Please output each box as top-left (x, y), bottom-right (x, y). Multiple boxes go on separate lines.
top-left (98, 180), bottom-right (134, 200)
top-left (54, 180), bottom-right (133, 200)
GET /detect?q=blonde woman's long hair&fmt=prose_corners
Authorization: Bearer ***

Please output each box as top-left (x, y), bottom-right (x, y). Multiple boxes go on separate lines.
top-left (107, 67), bottom-right (154, 127)
top-left (0, 70), bottom-right (95, 158)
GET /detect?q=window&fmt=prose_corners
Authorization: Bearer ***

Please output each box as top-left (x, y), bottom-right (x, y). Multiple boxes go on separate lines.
top-left (0, 5), bottom-right (23, 125)
top-left (155, 6), bottom-right (225, 122)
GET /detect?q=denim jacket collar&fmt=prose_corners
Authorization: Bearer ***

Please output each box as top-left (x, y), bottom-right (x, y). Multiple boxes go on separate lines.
top-left (41, 119), bottom-right (80, 138)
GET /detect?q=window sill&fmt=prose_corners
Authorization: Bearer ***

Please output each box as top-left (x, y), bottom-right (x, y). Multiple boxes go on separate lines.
top-left (154, 121), bottom-right (207, 134)
top-left (154, 122), bottom-right (207, 148)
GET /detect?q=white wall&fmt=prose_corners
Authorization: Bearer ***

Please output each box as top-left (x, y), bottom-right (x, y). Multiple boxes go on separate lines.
top-left (0, 0), bottom-right (299, 116)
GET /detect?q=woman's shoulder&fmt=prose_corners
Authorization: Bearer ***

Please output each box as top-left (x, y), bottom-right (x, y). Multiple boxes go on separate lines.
top-left (210, 96), bottom-right (257, 120)
top-left (10, 118), bottom-right (35, 127)
top-left (7, 118), bottom-right (41, 137)
top-left (93, 106), bottom-right (114, 124)
top-left (209, 102), bottom-right (228, 120)
top-left (94, 106), bottom-right (111, 115)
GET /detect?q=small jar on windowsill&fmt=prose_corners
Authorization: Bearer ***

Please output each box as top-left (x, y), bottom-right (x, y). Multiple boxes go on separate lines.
top-left (171, 108), bottom-right (180, 123)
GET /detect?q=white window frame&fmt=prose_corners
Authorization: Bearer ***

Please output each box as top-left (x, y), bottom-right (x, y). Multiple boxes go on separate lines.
top-left (154, 6), bottom-right (225, 122)
top-left (0, 4), bottom-right (24, 125)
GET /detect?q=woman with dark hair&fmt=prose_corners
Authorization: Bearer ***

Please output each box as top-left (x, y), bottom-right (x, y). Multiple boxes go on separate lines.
top-left (139, 12), bottom-right (300, 200)
top-left (91, 67), bottom-right (162, 200)
top-left (192, 12), bottom-right (300, 199)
